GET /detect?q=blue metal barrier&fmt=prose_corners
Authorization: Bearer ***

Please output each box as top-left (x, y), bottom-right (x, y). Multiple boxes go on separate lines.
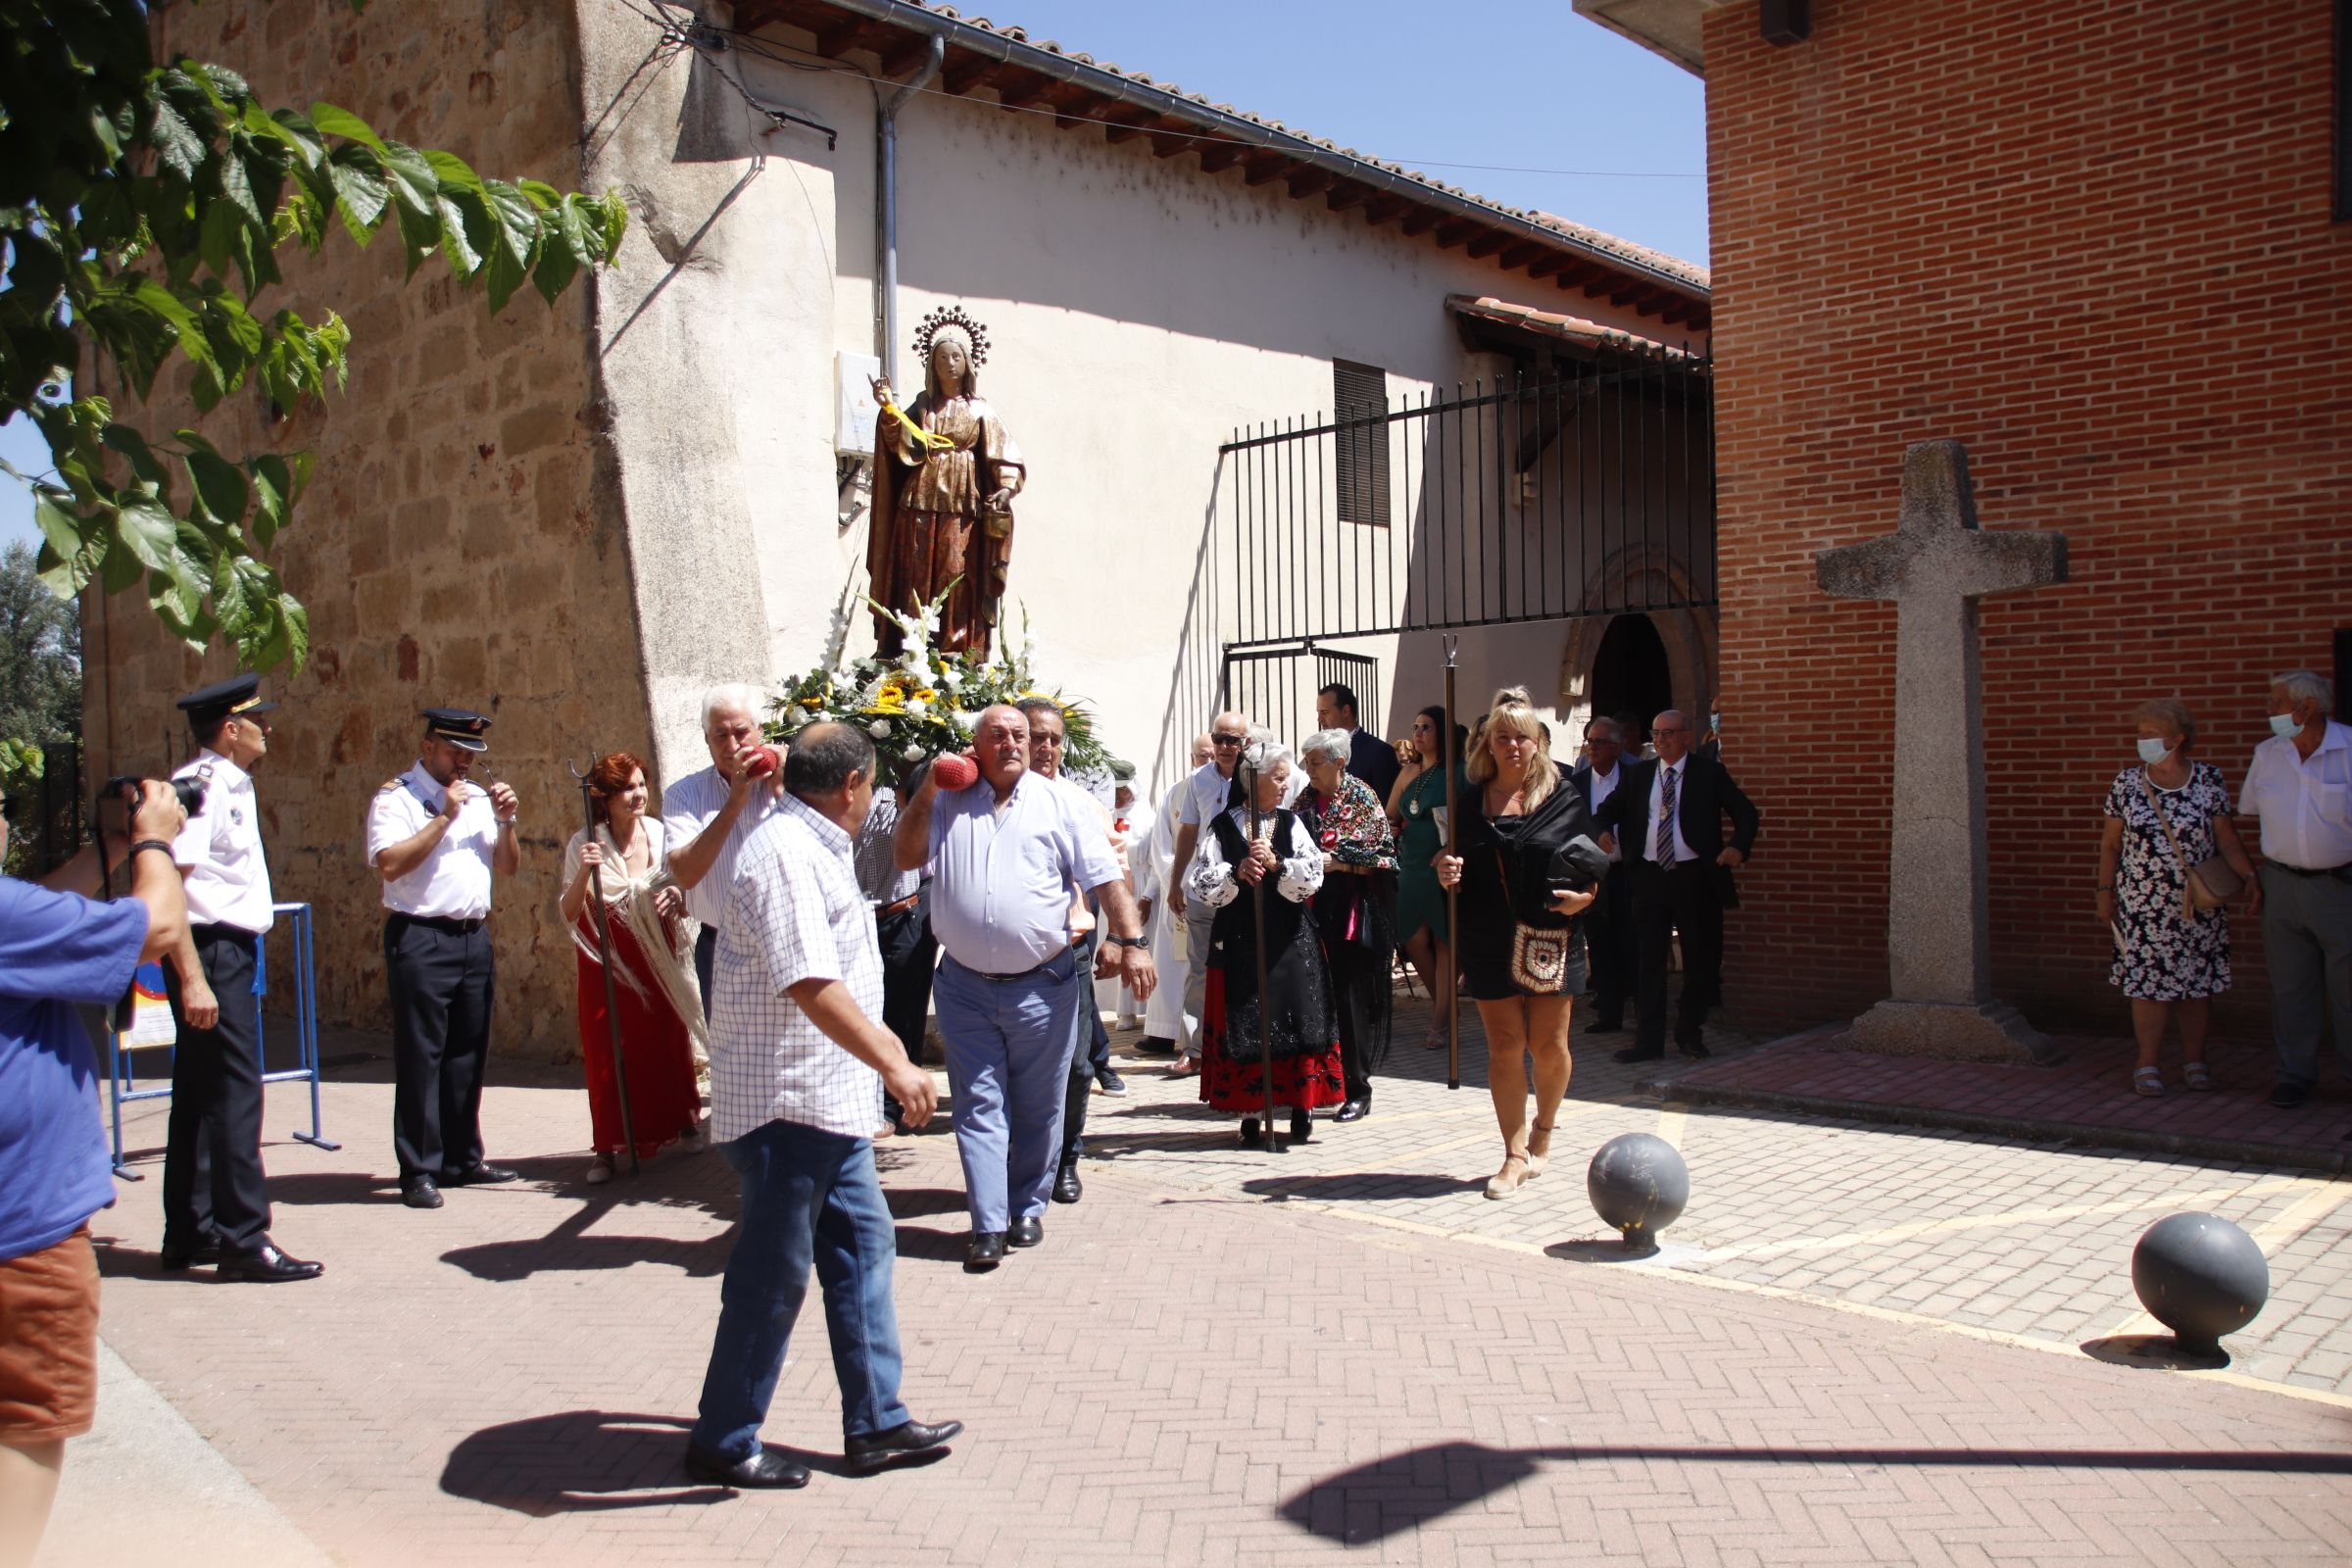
top-left (106, 901), bottom-right (339, 1180)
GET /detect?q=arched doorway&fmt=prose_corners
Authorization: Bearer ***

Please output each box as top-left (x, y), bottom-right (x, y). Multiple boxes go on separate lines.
top-left (1588, 613), bottom-right (1674, 745)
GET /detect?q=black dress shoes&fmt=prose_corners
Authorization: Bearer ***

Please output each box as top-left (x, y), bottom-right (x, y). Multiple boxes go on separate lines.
top-left (845, 1418), bottom-right (964, 1475)
top-left (965, 1232), bottom-right (1005, 1271)
top-left (2271, 1081), bottom-right (2311, 1109)
top-left (1135, 1036), bottom-right (1179, 1056)
top-left (683, 1442), bottom-right (810, 1490)
top-left (1612, 1045), bottom-right (1665, 1063)
top-left (1008, 1216), bottom-right (1044, 1249)
top-left (218, 1240), bottom-right (324, 1283)
top-left (159, 1238), bottom-right (221, 1271)
top-left (402, 1176), bottom-right (444, 1209)
top-left (440, 1162), bottom-right (521, 1187)
top-left (1051, 1162), bottom-right (1083, 1203)
top-left (1334, 1100), bottom-right (1369, 1123)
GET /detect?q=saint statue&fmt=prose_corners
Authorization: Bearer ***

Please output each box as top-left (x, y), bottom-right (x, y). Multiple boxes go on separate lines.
top-left (867, 305), bottom-right (1026, 657)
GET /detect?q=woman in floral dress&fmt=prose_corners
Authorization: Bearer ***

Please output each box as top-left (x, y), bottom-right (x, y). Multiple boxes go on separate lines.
top-left (1298, 730), bottom-right (1397, 1122)
top-left (2095, 700), bottom-right (2256, 1097)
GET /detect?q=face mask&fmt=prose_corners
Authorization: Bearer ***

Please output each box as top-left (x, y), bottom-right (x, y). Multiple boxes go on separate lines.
top-left (2270, 711), bottom-right (2302, 740)
top-left (1708, 713), bottom-right (1722, 735)
top-left (2135, 737), bottom-right (2173, 766)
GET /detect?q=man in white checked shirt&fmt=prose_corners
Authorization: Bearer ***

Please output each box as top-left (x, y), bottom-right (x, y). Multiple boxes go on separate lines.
top-left (684, 723), bottom-right (962, 1492)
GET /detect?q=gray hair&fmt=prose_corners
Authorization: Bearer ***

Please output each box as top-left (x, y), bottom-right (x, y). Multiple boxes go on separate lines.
top-left (784, 721), bottom-right (874, 795)
top-left (1241, 738), bottom-right (1294, 776)
top-left (701, 682), bottom-right (763, 732)
top-left (1299, 727), bottom-right (1352, 765)
top-left (2272, 670), bottom-right (2335, 713)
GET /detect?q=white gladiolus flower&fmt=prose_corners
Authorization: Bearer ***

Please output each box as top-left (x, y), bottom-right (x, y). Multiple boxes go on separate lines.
top-left (870, 720), bottom-right (891, 738)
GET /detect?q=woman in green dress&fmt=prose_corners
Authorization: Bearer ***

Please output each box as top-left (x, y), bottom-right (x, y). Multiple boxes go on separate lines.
top-left (1386, 705), bottom-right (1468, 1050)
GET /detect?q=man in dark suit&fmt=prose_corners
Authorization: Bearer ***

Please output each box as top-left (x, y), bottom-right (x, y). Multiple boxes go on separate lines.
top-left (1316, 683), bottom-right (1401, 803)
top-left (1594, 709), bottom-right (1759, 1060)
top-left (1568, 716), bottom-right (1639, 1035)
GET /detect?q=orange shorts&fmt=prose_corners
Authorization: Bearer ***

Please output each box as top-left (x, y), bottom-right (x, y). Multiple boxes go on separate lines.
top-left (0, 1225), bottom-right (100, 1444)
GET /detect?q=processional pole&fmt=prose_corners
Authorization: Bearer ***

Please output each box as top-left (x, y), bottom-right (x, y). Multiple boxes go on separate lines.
top-left (570, 756), bottom-right (640, 1176)
top-left (1443, 634), bottom-right (1461, 1093)
top-left (1243, 752), bottom-right (1280, 1153)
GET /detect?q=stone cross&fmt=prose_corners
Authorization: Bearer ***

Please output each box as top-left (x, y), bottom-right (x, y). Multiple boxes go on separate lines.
top-left (1815, 439), bottom-right (2068, 1063)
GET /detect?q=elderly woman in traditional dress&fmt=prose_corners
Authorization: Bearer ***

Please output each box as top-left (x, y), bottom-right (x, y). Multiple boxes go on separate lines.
top-left (2095, 699), bottom-right (2255, 1097)
top-left (1298, 729), bottom-right (1397, 1122)
top-left (868, 306), bottom-right (1026, 657)
top-left (560, 753), bottom-right (708, 1184)
top-left (1183, 741), bottom-right (1347, 1146)
top-left (1436, 690), bottom-right (1607, 1199)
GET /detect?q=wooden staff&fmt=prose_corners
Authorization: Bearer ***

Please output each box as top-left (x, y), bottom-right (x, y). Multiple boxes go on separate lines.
top-left (1443, 634), bottom-right (1461, 1093)
top-left (570, 756), bottom-right (639, 1176)
top-left (1243, 752), bottom-right (1280, 1152)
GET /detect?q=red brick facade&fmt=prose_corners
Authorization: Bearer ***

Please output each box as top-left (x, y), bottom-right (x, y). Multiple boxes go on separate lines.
top-left (1705, 0), bottom-right (2352, 1036)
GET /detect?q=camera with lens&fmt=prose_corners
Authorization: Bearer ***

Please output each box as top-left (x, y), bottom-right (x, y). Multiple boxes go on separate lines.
top-left (96, 773), bottom-right (205, 837)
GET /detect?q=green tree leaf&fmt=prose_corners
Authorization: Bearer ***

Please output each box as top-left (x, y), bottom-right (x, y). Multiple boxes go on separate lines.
top-left (324, 141), bottom-right (391, 245)
top-left (307, 101), bottom-right (387, 155)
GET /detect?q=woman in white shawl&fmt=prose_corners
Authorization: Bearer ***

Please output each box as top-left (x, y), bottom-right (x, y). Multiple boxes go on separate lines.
top-left (1132, 735), bottom-right (1213, 1053)
top-left (560, 753), bottom-right (708, 1183)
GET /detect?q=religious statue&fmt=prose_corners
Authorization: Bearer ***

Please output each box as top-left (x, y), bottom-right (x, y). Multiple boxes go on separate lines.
top-left (867, 305), bottom-right (1026, 656)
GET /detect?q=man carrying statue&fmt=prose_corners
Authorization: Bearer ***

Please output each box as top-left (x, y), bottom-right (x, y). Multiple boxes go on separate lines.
top-left (868, 305), bottom-right (1026, 658)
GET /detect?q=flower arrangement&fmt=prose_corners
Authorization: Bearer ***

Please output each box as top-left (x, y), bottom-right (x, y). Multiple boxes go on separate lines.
top-left (768, 587), bottom-right (1121, 782)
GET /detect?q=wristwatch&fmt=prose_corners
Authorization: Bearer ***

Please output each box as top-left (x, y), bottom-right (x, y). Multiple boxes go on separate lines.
top-left (1107, 933), bottom-right (1149, 949)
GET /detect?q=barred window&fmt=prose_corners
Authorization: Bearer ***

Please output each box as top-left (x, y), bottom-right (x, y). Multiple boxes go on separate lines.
top-left (1333, 359), bottom-right (1391, 527)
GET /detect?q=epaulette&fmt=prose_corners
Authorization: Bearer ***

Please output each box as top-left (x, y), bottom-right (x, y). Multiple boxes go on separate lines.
top-left (378, 779), bottom-right (402, 793)
top-left (196, 762), bottom-right (216, 780)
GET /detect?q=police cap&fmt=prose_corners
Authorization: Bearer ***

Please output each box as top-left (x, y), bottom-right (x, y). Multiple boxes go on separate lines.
top-left (176, 672), bottom-right (278, 730)
top-left (422, 707), bottom-right (492, 753)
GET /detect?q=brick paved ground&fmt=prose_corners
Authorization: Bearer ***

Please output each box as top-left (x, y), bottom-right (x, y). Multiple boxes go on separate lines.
top-left (1670, 1024), bottom-right (2352, 1174)
top-left (46, 1004), bottom-right (2352, 1566)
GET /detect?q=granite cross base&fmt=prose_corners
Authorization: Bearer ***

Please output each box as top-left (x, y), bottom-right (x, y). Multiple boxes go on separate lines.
top-left (1837, 998), bottom-right (2062, 1065)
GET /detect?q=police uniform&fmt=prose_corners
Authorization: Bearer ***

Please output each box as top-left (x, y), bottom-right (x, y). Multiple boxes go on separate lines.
top-left (366, 708), bottom-right (517, 1206)
top-left (162, 674), bottom-right (320, 1281)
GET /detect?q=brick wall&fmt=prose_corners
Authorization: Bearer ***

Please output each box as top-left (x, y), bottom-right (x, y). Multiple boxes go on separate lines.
top-left (83, 0), bottom-right (652, 1060)
top-left (1704, 0), bottom-right (2352, 1037)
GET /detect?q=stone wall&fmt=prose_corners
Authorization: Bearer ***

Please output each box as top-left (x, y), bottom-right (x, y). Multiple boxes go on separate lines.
top-left (84, 0), bottom-right (652, 1061)
top-left (1704, 0), bottom-right (2352, 1036)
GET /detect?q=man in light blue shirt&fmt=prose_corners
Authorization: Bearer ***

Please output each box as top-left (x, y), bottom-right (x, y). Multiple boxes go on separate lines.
top-left (894, 706), bottom-right (1154, 1270)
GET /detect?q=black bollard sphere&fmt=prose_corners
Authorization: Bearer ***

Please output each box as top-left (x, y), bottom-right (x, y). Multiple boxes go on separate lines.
top-left (1587, 1132), bottom-right (1689, 1251)
top-left (2131, 1212), bottom-right (2269, 1355)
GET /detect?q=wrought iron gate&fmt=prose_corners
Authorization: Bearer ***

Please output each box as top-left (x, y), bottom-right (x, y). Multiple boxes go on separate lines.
top-left (1219, 644), bottom-right (1382, 754)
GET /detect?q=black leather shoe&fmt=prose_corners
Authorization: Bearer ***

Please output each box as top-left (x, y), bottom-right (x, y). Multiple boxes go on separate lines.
top-left (1051, 1163), bottom-right (1083, 1204)
top-left (683, 1442), bottom-right (810, 1490)
top-left (1677, 1039), bottom-right (1712, 1059)
top-left (1134, 1036), bottom-right (1179, 1056)
top-left (159, 1238), bottom-right (221, 1271)
top-left (1334, 1100), bottom-right (1369, 1123)
top-left (440, 1162), bottom-right (521, 1187)
top-left (964, 1232), bottom-right (1005, 1271)
top-left (2271, 1081), bottom-right (2312, 1110)
top-left (1008, 1216), bottom-right (1044, 1249)
top-left (1238, 1117), bottom-right (1261, 1148)
top-left (217, 1240), bottom-right (323, 1283)
top-left (1289, 1108), bottom-right (1312, 1143)
top-left (1613, 1045), bottom-right (1665, 1063)
top-left (402, 1176), bottom-right (444, 1209)
top-left (845, 1418), bottom-right (963, 1475)
top-left (1587, 1018), bottom-right (1624, 1036)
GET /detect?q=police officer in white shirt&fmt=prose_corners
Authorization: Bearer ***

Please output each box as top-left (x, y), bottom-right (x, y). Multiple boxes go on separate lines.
top-left (2244, 670), bottom-right (2352, 1109)
top-left (158, 675), bottom-right (321, 1282)
top-left (366, 708), bottom-right (521, 1208)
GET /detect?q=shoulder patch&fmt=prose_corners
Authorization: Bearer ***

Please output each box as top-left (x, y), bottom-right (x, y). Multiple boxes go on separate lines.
top-left (196, 762), bottom-right (216, 779)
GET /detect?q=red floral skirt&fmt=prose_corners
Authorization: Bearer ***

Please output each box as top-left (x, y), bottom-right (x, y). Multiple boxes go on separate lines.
top-left (1198, 969), bottom-right (1348, 1114)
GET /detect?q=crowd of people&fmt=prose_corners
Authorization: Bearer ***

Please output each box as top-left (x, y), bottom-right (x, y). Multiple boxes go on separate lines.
top-left (2, 664), bottom-right (2347, 1534)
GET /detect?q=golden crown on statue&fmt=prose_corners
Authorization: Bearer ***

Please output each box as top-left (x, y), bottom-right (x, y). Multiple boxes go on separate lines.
top-left (912, 304), bottom-right (991, 367)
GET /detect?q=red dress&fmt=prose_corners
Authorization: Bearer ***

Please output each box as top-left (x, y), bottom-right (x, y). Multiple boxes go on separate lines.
top-left (569, 831), bottom-right (701, 1158)
top-left (1199, 968), bottom-right (1348, 1113)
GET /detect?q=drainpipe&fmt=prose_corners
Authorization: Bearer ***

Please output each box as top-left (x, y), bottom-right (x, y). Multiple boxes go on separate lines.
top-left (875, 33), bottom-right (944, 382)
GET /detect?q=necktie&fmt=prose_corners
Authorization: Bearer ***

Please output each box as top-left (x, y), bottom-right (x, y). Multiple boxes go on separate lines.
top-left (1655, 765), bottom-right (1678, 866)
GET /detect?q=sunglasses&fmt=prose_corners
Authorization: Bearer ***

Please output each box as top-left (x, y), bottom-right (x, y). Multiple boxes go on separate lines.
top-left (1211, 733), bottom-right (1247, 746)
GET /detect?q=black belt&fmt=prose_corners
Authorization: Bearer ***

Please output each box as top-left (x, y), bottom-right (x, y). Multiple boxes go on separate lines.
top-left (873, 893), bottom-right (921, 917)
top-left (2267, 861), bottom-right (2352, 879)
top-left (950, 952), bottom-right (1062, 983)
top-left (388, 911), bottom-right (486, 935)
top-left (189, 922), bottom-right (263, 944)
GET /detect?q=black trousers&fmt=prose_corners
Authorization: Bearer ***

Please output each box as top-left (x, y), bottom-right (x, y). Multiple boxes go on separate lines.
top-left (161, 926), bottom-right (271, 1251)
top-left (876, 891), bottom-right (937, 1065)
top-left (1583, 861), bottom-right (1639, 1027)
top-left (1060, 930), bottom-right (1102, 1164)
top-left (1633, 865), bottom-right (1724, 1052)
top-left (385, 915), bottom-right (495, 1181)
top-left (696, 923), bottom-right (717, 1020)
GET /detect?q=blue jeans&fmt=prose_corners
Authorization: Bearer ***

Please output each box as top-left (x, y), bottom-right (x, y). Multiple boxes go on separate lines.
top-left (934, 949), bottom-right (1085, 1232)
top-left (691, 1119), bottom-right (908, 1458)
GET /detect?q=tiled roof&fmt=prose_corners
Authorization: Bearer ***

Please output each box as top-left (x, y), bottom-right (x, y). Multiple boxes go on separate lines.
top-left (1447, 295), bottom-right (1708, 360)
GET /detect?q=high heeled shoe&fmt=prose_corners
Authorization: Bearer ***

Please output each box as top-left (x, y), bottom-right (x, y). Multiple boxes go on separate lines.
top-left (1484, 1153), bottom-right (1531, 1200)
top-left (1525, 1121), bottom-right (1555, 1177)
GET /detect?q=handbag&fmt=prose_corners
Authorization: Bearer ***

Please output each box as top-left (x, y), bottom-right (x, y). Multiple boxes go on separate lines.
top-left (1495, 848), bottom-right (1572, 995)
top-left (2136, 768), bottom-right (2242, 915)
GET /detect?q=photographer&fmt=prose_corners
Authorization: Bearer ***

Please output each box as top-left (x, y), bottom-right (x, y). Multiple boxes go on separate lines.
top-left (0, 776), bottom-right (187, 1567)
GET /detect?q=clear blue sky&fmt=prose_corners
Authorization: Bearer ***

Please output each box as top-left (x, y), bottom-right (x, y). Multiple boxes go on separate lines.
top-left (0, 1), bottom-right (1704, 555)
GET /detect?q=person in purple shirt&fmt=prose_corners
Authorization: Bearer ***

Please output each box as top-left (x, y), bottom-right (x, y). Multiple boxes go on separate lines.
top-left (0, 778), bottom-right (189, 1565)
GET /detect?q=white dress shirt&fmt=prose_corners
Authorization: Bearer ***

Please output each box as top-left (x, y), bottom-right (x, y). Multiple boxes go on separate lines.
top-left (663, 764), bottom-right (787, 929)
top-left (1176, 759), bottom-right (1240, 828)
top-left (925, 770), bottom-right (1122, 974)
top-left (365, 761), bottom-right (501, 918)
top-left (1586, 762), bottom-right (1623, 863)
top-left (708, 795), bottom-right (884, 1142)
top-left (171, 749), bottom-right (274, 933)
top-left (2244, 721), bottom-right (2352, 871)
top-left (1643, 759), bottom-right (1697, 866)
